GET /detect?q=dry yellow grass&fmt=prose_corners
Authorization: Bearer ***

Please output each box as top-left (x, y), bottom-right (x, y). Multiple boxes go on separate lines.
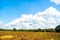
top-left (0, 31), bottom-right (60, 40)
top-left (0, 35), bottom-right (13, 39)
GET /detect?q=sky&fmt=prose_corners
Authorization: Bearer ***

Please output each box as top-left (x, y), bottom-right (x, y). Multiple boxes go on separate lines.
top-left (0, 0), bottom-right (60, 29)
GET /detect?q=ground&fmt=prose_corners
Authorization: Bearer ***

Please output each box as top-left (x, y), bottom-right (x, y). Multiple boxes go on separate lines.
top-left (0, 31), bottom-right (60, 40)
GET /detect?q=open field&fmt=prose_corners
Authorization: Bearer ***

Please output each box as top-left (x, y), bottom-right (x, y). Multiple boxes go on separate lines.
top-left (0, 31), bottom-right (60, 40)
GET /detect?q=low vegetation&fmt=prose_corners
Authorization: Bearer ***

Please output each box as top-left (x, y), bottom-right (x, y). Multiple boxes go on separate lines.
top-left (0, 25), bottom-right (60, 40)
top-left (0, 31), bottom-right (60, 40)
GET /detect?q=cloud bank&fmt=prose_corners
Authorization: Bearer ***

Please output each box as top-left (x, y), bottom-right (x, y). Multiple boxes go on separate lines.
top-left (0, 7), bottom-right (58, 29)
top-left (51, 0), bottom-right (60, 5)
top-left (0, 7), bottom-right (60, 29)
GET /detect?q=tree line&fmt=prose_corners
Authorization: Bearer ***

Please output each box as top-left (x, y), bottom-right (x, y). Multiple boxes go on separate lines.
top-left (0, 25), bottom-right (60, 32)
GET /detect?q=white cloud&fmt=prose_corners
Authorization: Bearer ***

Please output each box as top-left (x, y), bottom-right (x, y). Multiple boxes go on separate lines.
top-left (51, 0), bottom-right (60, 5)
top-left (0, 21), bottom-right (3, 24)
top-left (0, 21), bottom-right (6, 29)
top-left (4, 6), bottom-right (60, 29)
top-left (0, 7), bottom-right (58, 29)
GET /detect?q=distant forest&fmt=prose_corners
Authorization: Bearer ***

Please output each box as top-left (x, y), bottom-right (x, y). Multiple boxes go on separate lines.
top-left (0, 28), bottom-right (55, 32)
top-left (0, 25), bottom-right (60, 32)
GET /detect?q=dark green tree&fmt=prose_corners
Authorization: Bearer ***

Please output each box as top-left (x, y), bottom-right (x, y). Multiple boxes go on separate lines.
top-left (13, 28), bottom-right (16, 31)
top-left (55, 25), bottom-right (60, 32)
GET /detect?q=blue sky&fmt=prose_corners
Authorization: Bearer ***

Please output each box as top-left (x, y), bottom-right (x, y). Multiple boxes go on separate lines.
top-left (0, 0), bottom-right (60, 23)
top-left (0, 0), bottom-right (60, 29)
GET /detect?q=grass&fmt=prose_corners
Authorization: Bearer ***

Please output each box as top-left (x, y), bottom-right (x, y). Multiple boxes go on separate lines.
top-left (0, 31), bottom-right (60, 40)
top-left (0, 35), bottom-right (13, 39)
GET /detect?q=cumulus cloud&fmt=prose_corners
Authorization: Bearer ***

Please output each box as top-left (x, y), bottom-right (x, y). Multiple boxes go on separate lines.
top-left (51, 0), bottom-right (60, 5)
top-left (4, 7), bottom-right (60, 29)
